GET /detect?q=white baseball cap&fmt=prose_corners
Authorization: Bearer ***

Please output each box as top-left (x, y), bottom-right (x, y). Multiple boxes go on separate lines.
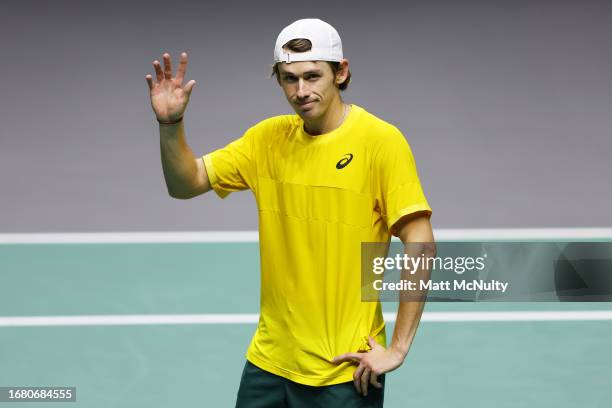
top-left (273, 18), bottom-right (343, 64)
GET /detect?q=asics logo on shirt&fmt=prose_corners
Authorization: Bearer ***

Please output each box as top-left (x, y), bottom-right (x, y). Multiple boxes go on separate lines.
top-left (336, 154), bottom-right (354, 169)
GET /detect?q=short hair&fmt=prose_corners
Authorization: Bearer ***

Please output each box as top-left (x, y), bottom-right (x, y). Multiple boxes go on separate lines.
top-left (271, 38), bottom-right (352, 91)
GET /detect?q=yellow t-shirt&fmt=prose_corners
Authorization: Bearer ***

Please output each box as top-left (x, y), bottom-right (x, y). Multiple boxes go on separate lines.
top-left (203, 104), bottom-right (431, 386)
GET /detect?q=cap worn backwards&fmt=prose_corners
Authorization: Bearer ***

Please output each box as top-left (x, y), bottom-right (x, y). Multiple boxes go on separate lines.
top-left (273, 18), bottom-right (343, 64)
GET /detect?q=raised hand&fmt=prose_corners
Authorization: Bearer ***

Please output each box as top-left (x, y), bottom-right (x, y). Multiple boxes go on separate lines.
top-left (145, 52), bottom-right (196, 123)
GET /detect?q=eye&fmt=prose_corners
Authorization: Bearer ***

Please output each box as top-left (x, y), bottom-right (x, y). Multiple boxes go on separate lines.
top-left (305, 74), bottom-right (320, 81)
top-left (283, 75), bottom-right (297, 82)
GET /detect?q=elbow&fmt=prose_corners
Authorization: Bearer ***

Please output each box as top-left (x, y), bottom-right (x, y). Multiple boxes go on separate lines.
top-left (165, 174), bottom-right (209, 199)
top-left (424, 241), bottom-right (437, 258)
top-left (405, 241), bottom-right (437, 259)
top-left (167, 186), bottom-right (197, 200)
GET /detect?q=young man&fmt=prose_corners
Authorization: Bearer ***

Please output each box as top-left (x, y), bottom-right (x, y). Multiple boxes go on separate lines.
top-left (146, 18), bottom-right (434, 408)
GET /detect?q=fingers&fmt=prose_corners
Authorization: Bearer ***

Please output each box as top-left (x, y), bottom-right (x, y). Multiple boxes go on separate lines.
top-left (370, 371), bottom-right (383, 389)
top-left (145, 74), bottom-right (153, 90)
top-left (163, 53), bottom-right (173, 80)
top-left (153, 60), bottom-right (163, 82)
top-left (175, 52), bottom-right (188, 84)
top-left (360, 367), bottom-right (371, 396)
top-left (332, 352), bottom-right (363, 364)
top-left (353, 364), bottom-right (365, 394)
top-left (150, 52), bottom-right (191, 89)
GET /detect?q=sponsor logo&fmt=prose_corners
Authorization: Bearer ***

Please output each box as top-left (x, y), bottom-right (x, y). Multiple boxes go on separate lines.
top-left (336, 154), bottom-right (354, 169)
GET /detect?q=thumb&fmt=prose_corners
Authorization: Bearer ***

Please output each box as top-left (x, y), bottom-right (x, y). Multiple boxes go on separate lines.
top-left (184, 80), bottom-right (196, 95)
top-left (368, 336), bottom-right (378, 349)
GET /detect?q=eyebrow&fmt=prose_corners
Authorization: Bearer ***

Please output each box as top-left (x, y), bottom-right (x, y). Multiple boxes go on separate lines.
top-left (281, 69), bottom-right (323, 76)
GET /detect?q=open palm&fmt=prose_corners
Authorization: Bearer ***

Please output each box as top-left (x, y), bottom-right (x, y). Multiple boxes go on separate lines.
top-left (145, 52), bottom-right (196, 123)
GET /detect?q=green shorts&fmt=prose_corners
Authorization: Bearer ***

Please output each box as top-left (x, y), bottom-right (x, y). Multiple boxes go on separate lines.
top-left (235, 360), bottom-right (385, 408)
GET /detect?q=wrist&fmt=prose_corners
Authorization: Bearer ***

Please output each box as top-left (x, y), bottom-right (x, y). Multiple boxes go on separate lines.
top-left (157, 116), bottom-right (183, 125)
top-left (388, 344), bottom-right (408, 361)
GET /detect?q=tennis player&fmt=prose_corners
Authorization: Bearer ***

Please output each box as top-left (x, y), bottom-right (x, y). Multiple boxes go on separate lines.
top-left (146, 18), bottom-right (435, 408)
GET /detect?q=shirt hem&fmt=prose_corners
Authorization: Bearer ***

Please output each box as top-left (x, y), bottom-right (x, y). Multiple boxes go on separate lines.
top-left (388, 203), bottom-right (432, 236)
top-left (202, 153), bottom-right (230, 198)
top-left (245, 352), bottom-right (355, 387)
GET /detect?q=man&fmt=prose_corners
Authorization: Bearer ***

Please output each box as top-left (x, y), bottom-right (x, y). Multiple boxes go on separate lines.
top-left (146, 18), bottom-right (434, 408)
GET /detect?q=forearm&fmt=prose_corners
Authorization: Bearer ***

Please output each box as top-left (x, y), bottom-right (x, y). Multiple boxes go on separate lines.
top-left (159, 121), bottom-right (201, 198)
top-left (388, 243), bottom-right (431, 357)
top-left (388, 291), bottom-right (426, 358)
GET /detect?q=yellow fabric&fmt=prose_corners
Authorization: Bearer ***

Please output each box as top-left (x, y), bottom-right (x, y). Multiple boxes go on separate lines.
top-left (202, 104), bottom-right (432, 386)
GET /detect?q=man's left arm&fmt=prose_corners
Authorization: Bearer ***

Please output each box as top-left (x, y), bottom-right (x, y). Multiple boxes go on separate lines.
top-left (333, 212), bottom-right (435, 396)
top-left (389, 211), bottom-right (435, 353)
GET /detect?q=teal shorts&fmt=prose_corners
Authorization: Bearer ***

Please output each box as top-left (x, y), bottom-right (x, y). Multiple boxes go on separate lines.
top-left (235, 360), bottom-right (385, 408)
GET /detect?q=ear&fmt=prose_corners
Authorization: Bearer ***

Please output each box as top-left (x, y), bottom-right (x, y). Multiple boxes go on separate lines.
top-left (335, 58), bottom-right (350, 84)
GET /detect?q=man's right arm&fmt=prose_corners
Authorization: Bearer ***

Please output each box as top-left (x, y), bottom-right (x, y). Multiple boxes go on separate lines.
top-left (146, 52), bottom-right (210, 199)
top-left (159, 121), bottom-right (211, 199)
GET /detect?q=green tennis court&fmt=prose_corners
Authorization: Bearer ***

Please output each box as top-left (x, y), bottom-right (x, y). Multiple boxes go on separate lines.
top-left (1, 234), bottom-right (611, 407)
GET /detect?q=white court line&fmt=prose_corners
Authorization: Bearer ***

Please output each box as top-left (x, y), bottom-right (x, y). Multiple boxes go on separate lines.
top-left (0, 231), bottom-right (260, 244)
top-left (1, 311), bottom-right (612, 327)
top-left (1, 228), bottom-right (612, 244)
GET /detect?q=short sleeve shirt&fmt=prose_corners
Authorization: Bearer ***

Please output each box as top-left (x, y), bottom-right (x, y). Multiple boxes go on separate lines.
top-left (203, 104), bottom-right (431, 386)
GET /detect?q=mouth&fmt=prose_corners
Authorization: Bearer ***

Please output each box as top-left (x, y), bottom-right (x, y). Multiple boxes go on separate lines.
top-left (297, 101), bottom-right (316, 108)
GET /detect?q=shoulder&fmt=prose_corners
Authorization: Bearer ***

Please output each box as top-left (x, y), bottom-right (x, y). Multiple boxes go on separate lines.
top-left (245, 114), bottom-right (300, 140)
top-left (354, 105), bottom-right (409, 149)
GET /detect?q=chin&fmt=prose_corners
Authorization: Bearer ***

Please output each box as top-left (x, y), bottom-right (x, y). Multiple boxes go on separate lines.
top-left (296, 104), bottom-right (320, 119)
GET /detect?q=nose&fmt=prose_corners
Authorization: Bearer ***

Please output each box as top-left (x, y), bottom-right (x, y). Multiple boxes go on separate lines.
top-left (296, 78), bottom-right (310, 99)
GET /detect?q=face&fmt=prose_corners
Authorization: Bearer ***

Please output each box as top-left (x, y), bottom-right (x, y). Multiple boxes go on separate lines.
top-left (277, 60), bottom-right (348, 120)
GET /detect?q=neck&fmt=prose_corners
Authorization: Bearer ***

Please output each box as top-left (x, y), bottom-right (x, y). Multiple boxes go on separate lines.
top-left (303, 98), bottom-right (348, 135)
